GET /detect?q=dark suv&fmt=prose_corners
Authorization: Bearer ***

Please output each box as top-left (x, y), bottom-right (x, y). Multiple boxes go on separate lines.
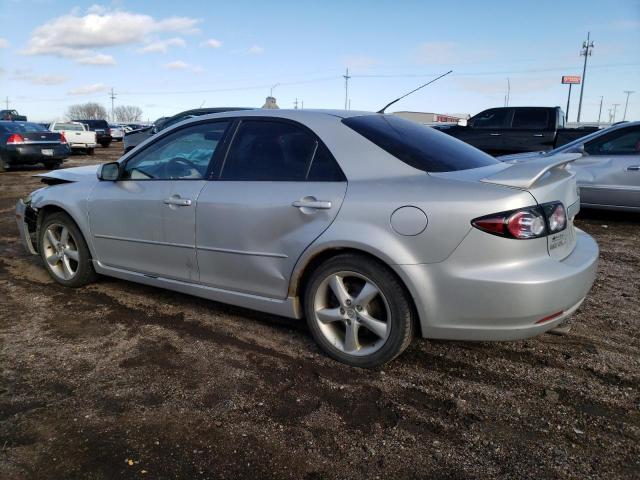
top-left (73, 119), bottom-right (112, 148)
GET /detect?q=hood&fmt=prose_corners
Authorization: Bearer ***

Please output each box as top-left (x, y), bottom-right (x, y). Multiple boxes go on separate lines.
top-left (35, 164), bottom-right (99, 184)
top-left (497, 151), bottom-right (547, 162)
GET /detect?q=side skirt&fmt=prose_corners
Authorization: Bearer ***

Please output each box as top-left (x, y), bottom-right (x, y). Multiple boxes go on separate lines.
top-left (92, 261), bottom-right (303, 319)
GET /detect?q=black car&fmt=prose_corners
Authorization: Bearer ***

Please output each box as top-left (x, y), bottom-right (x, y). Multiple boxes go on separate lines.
top-left (73, 119), bottom-right (112, 147)
top-left (0, 121), bottom-right (70, 171)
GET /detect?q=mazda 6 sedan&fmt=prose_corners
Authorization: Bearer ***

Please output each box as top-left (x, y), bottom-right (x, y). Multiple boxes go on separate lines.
top-left (15, 110), bottom-right (599, 367)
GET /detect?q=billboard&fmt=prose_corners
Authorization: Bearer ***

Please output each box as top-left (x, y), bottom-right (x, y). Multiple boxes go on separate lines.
top-left (562, 75), bottom-right (581, 84)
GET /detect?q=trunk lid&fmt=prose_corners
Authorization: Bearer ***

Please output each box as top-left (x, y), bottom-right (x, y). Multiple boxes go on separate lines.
top-left (432, 154), bottom-right (581, 260)
top-left (21, 131), bottom-right (64, 146)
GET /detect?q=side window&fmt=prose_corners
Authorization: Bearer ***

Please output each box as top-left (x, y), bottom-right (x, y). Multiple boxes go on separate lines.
top-left (220, 120), bottom-right (344, 181)
top-left (471, 109), bottom-right (510, 129)
top-left (511, 109), bottom-right (549, 129)
top-left (122, 121), bottom-right (229, 180)
top-left (584, 127), bottom-right (640, 156)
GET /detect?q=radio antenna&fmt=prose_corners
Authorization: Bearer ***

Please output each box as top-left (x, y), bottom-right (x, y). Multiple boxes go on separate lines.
top-left (377, 70), bottom-right (453, 114)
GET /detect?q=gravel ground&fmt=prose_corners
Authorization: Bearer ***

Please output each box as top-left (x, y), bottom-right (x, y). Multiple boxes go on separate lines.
top-left (0, 146), bottom-right (638, 480)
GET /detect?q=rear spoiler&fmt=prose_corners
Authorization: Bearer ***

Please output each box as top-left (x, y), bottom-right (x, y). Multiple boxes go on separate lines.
top-left (481, 153), bottom-right (581, 189)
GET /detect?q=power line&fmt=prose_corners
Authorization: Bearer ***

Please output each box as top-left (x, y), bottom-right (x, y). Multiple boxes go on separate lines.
top-left (622, 91), bottom-right (635, 121)
top-left (576, 32), bottom-right (594, 122)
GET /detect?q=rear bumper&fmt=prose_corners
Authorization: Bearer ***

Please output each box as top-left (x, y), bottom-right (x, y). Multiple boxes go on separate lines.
top-left (4, 145), bottom-right (70, 164)
top-left (396, 228), bottom-right (599, 341)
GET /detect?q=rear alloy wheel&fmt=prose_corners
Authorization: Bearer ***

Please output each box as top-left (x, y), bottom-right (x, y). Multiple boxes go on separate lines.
top-left (39, 212), bottom-right (97, 287)
top-left (304, 254), bottom-right (414, 367)
top-left (87, 148), bottom-right (95, 156)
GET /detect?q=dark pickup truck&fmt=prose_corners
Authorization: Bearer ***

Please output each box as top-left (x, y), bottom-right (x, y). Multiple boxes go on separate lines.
top-left (434, 106), bottom-right (598, 155)
top-left (0, 110), bottom-right (27, 121)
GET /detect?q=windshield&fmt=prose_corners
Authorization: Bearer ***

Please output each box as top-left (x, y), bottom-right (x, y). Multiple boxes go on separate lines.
top-left (343, 114), bottom-right (499, 172)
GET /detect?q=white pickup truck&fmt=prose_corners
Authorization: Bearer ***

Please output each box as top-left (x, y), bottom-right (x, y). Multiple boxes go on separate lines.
top-left (49, 122), bottom-right (97, 155)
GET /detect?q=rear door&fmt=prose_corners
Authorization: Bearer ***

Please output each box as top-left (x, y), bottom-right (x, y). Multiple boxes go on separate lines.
top-left (575, 125), bottom-right (640, 208)
top-left (196, 118), bottom-right (347, 299)
top-left (505, 108), bottom-right (554, 153)
top-left (88, 120), bottom-right (230, 281)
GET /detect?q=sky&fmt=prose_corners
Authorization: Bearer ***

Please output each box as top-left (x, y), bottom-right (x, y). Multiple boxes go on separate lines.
top-left (0, 0), bottom-right (639, 123)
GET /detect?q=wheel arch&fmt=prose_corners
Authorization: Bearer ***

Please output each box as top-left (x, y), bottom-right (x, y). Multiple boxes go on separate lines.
top-left (289, 244), bottom-right (423, 336)
top-left (34, 202), bottom-right (96, 259)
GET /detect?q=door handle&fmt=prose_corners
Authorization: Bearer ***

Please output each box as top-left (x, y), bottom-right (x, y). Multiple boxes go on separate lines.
top-left (533, 134), bottom-right (544, 137)
top-left (292, 198), bottom-right (332, 210)
top-left (489, 133), bottom-right (501, 136)
top-left (627, 165), bottom-right (640, 171)
top-left (163, 196), bottom-right (192, 206)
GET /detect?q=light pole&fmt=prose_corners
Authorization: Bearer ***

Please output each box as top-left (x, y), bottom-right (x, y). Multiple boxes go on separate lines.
top-left (622, 91), bottom-right (635, 121)
top-left (576, 32), bottom-right (594, 123)
top-left (597, 96), bottom-right (603, 124)
top-left (270, 83), bottom-right (279, 97)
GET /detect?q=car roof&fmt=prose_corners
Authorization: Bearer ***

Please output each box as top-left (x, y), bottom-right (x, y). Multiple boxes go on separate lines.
top-left (192, 108), bottom-right (374, 122)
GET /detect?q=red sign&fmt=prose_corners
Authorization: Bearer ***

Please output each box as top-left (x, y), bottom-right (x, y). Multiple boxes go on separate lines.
top-left (562, 75), bottom-right (581, 84)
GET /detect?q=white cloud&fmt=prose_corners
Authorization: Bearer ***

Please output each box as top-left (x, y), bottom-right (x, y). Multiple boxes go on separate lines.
top-left (611, 20), bottom-right (640, 30)
top-left (23, 7), bottom-right (199, 65)
top-left (0, 38), bottom-right (8, 48)
top-left (11, 69), bottom-right (67, 86)
top-left (138, 37), bottom-right (186, 54)
top-left (163, 60), bottom-right (189, 70)
top-left (68, 83), bottom-right (108, 95)
top-left (455, 76), bottom-right (557, 96)
top-left (247, 45), bottom-right (264, 55)
top-left (342, 55), bottom-right (379, 69)
top-left (201, 38), bottom-right (222, 48)
top-left (77, 54), bottom-right (116, 65)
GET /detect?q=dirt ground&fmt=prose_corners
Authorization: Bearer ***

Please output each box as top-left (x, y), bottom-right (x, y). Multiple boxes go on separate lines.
top-left (0, 145), bottom-right (638, 480)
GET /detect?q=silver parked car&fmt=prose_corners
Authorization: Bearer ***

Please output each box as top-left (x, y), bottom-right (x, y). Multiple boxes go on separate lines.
top-left (500, 121), bottom-right (640, 211)
top-left (15, 110), bottom-right (598, 367)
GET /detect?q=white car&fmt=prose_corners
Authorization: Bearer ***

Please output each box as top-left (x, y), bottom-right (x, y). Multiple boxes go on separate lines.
top-left (49, 122), bottom-right (97, 155)
top-left (110, 125), bottom-right (125, 141)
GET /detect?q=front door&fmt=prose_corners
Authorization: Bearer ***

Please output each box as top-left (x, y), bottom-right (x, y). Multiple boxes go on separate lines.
top-left (463, 108), bottom-right (511, 154)
top-left (196, 119), bottom-right (347, 299)
top-left (88, 121), bottom-right (230, 281)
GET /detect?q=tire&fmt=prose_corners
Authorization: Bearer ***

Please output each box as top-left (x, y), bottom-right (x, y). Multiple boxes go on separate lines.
top-left (38, 212), bottom-right (97, 288)
top-left (100, 141), bottom-right (111, 148)
top-left (87, 148), bottom-right (95, 156)
top-left (44, 161), bottom-right (61, 170)
top-left (304, 253), bottom-right (414, 368)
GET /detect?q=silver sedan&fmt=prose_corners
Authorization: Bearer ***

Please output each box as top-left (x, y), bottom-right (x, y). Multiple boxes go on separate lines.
top-left (501, 121), bottom-right (640, 212)
top-left (15, 110), bottom-right (598, 367)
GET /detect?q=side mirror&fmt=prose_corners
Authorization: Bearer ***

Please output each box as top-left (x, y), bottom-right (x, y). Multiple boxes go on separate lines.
top-left (457, 118), bottom-right (468, 127)
top-left (97, 162), bottom-right (120, 181)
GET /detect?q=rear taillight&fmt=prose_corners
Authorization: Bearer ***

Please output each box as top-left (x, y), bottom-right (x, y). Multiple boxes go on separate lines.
top-left (6, 133), bottom-right (24, 144)
top-left (472, 202), bottom-right (566, 240)
top-left (60, 133), bottom-right (67, 144)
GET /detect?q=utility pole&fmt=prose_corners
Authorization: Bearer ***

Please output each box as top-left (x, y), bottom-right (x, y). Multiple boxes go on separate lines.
top-left (4, 96), bottom-right (9, 110)
top-left (109, 88), bottom-right (116, 122)
top-left (504, 78), bottom-right (511, 107)
top-left (301, 100), bottom-right (304, 109)
top-left (622, 91), bottom-right (634, 121)
top-left (270, 83), bottom-right (279, 97)
top-left (611, 103), bottom-right (620, 123)
top-left (597, 96), bottom-right (603, 123)
top-left (293, 98), bottom-right (299, 109)
top-left (343, 68), bottom-right (351, 110)
top-left (576, 32), bottom-right (594, 122)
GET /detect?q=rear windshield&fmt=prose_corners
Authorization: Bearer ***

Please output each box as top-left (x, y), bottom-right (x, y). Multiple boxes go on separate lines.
top-left (75, 120), bottom-right (108, 128)
top-left (0, 122), bottom-right (47, 133)
top-left (342, 115), bottom-right (499, 172)
top-left (53, 123), bottom-right (83, 131)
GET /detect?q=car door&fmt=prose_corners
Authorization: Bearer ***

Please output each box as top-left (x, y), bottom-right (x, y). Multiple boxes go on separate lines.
top-left (573, 125), bottom-right (640, 208)
top-left (463, 108), bottom-right (511, 154)
top-left (196, 118), bottom-right (347, 299)
top-left (505, 108), bottom-right (554, 153)
top-left (88, 120), bottom-right (230, 281)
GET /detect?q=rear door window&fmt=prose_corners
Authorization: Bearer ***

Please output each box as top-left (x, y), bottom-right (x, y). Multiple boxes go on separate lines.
top-left (220, 120), bottom-right (345, 181)
top-left (511, 109), bottom-right (549, 129)
top-left (342, 114), bottom-right (499, 172)
top-left (585, 126), bottom-right (640, 155)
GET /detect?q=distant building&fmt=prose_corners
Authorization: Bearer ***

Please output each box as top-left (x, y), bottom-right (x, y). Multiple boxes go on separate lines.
top-left (392, 111), bottom-right (469, 124)
top-left (262, 96), bottom-right (280, 109)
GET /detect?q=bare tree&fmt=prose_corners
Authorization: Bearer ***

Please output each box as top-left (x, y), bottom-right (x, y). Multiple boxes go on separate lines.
top-left (113, 105), bottom-right (143, 123)
top-left (66, 103), bottom-right (107, 120)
